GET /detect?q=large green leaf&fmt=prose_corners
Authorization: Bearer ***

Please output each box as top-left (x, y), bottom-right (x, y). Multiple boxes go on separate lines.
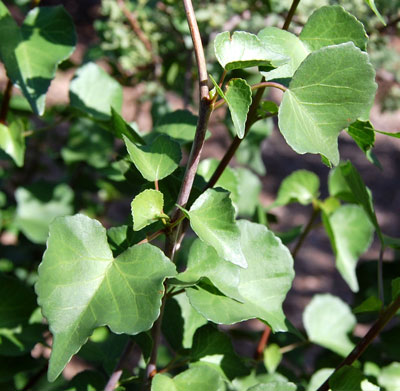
top-left (36, 214), bottom-right (176, 381)
top-left (131, 189), bottom-right (168, 231)
top-left (214, 31), bottom-right (288, 71)
top-left (188, 188), bottom-right (246, 268)
top-left (303, 294), bottom-right (355, 356)
top-left (123, 134), bottom-right (181, 182)
top-left (186, 220), bottom-right (294, 332)
top-left (0, 3), bottom-right (76, 115)
top-left (69, 63), bottom-right (123, 121)
top-left (15, 183), bottom-right (74, 244)
top-left (152, 365), bottom-right (225, 391)
top-left (174, 239), bottom-right (243, 301)
top-left (323, 205), bottom-right (374, 292)
top-left (272, 170), bottom-right (320, 207)
top-left (211, 77), bottom-right (252, 139)
top-left (299, 6), bottom-right (368, 52)
top-left (0, 120), bottom-right (25, 167)
top-left (278, 43), bottom-right (377, 165)
top-left (258, 27), bottom-right (309, 80)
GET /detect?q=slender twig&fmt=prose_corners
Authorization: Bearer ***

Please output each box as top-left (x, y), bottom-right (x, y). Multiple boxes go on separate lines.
top-left (251, 81), bottom-right (287, 93)
top-left (158, 358), bottom-right (190, 374)
top-left (317, 295), bottom-right (400, 391)
top-left (282, 0), bottom-right (301, 30)
top-left (291, 206), bottom-right (320, 259)
top-left (279, 340), bottom-right (309, 354)
top-left (167, 288), bottom-right (185, 298)
top-left (0, 79), bottom-right (13, 124)
top-left (254, 326), bottom-right (271, 360)
top-left (137, 228), bottom-right (165, 245)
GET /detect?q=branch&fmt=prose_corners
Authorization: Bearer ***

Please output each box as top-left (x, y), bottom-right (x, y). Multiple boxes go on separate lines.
top-left (282, 0), bottom-right (301, 30)
top-left (317, 295), bottom-right (400, 391)
top-left (0, 79), bottom-right (13, 124)
top-left (254, 326), bottom-right (271, 360)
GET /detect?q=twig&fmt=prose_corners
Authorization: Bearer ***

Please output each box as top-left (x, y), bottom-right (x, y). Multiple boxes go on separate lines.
top-left (137, 228), bottom-right (165, 245)
top-left (254, 326), bottom-right (271, 360)
top-left (317, 295), bottom-right (400, 391)
top-left (282, 0), bottom-right (301, 30)
top-left (0, 79), bottom-right (13, 124)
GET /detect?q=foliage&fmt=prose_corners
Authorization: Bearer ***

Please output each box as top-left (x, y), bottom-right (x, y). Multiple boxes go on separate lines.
top-left (0, 1), bottom-right (399, 391)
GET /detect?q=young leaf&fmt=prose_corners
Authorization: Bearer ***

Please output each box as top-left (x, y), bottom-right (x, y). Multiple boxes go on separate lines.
top-left (364, 0), bottom-right (386, 25)
top-left (0, 3), bottom-right (76, 115)
top-left (258, 27), bottom-right (309, 80)
top-left (322, 205), bottom-right (374, 292)
top-left (69, 63), bottom-right (123, 121)
top-left (0, 121), bottom-right (25, 167)
top-left (210, 77), bottom-right (252, 139)
top-left (299, 6), bottom-right (368, 52)
top-left (15, 183), bottom-right (74, 244)
top-left (186, 220), bottom-right (294, 332)
top-left (152, 365), bottom-right (225, 391)
top-left (123, 134), bottom-right (182, 182)
top-left (214, 31), bottom-right (288, 71)
top-left (347, 121), bottom-right (375, 153)
top-left (36, 214), bottom-right (176, 381)
top-left (278, 43), bottom-right (377, 165)
top-left (303, 294), bottom-right (356, 356)
top-left (263, 344), bottom-right (282, 374)
top-left (271, 169), bottom-right (320, 207)
top-left (188, 188), bottom-right (246, 268)
top-left (131, 189), bottom-right (168, 231)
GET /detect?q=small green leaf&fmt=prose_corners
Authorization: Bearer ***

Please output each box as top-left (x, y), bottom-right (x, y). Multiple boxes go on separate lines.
top-left (272, 170), bottom-right (320, 207)
top-left (15, 183), bottom-right (74, 244)
top-left (353, 296), bottom-right (382, 314)
top-left (69, 63), bottom-right (123, 121)
top-left (378, 362), bottom-right (400, 391)
top-left (330, 366), bottom-right (364, 391)
top-left (123, 134), bottom-right (181, 182)
top-left (0, 3), bottom-right (76, 115)
top-left (307, 368), bottom-right (334, 391)
top-left (347, 121), bottom-right (375, 153)
top-left (328, 165), bottom-right (357, 203)
top-left (211, 76), bottom-right (252, 139)
top-left (188, 188), bottom-right (246, 268)
top-left (278, 43), bottom-right (377, 165)
top-left (303, 294), bottom-right (355, 356)
top-left (300, 6), bottom-right (368, 52)
top-left (392, 278), bottom-right (400, 301)
top-left (186, 220), bottom-right (294, 332)
top-left (152, 365), bottom-right (225, 391)
top-left (0, 120), bottom-right (25, 167)
top-left (36, 214), bottom-right (176, 381)
top-left (214, 31), bottom-right (288, 71)
top-left (111, 108), bottom-right (145, 145)
top-left (263, 344), bottom-right (282, 374)
top-left (364, 0), bottom-right (386, 25)
top-left (322, 205), bottom-right (374, 292)
top-left (131, 189), bottom-right (167, 231)
top-left (258, 27), bottom-right (309, 80)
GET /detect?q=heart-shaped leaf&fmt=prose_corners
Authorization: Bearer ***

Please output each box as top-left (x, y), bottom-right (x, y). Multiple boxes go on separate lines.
top-left (0, 120), bottom-right (25, 167)
top-left (278, 43), bottom-right (377, 165)
top-left (188, 188), bottom-right (246, 268)
top-left (36, 214), bottom-right (176, 381)
top-left (123, 134), bottom-right (181, 182)
top-left (131, 189), bottom-right (168, 231)
top-left (0, 3), bottom-right (76, 115)
top-left (214, 31), bottom-right (288, 71)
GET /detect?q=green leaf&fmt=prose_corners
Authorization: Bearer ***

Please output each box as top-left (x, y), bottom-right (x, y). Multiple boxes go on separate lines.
top-left (15, 183), bottom-right (74, 244)
top-left (303, 294), bottom-right (355, 356)
top-left (123, 134), bottom-right (181, 182)
top-left (278, 43), bottom-right (377, 165)
top-left (188, 188), bottom-right (246, 268)
top-left (174, 239), bottom-right (243, 301)
top-left (263, 344), bottom-right (282, 374)
top-left (235, 167), bottom-right (262, 217)
top-left (191, 325), bottom-right (249, 380)
top-left (247, 382), bottom-right (297, 391)
top-left (107, 225), bottom-right (144, 257)
top-left (272, 170), bottom-right (320, 207)
top-left (258, 27), bottom-right (309, 80)
top-left (186, 220), bottom-right (294, 332)
top-left (322, 205), bottom-right (374, 292)
top-left (378, 362), bottom-right (400, 391)
top-left (353, 296), bottom-right (382, 314)
top-left (347, 121), bottom-right (375, 153)
top-left (36, 214), bottom-right (176, 381)
top-left (307, 368), bottom-right (334, 391)
top-left (0, 3), bottom-right (76, 115)
top-left (328, 165), bottom-right (357, 203)
top-left (214, 31), bottom-right (288, 71)
top-left (211, 77), bottom-right (252, 139)
top-left (364, 0), bottom-right (386, 25)
top-left (69, 63), bottom-right (123, 121)
top-left (111, 108), bottom-right (145, 145)
top-left (392, 278), bottom-right (400, 300)
top-left (330, 366), bottom-right (364, 391)
top-left (299, 6), bottom-right (368, 52)
top-left (152, 365), bottom-right (225, 391)
top-left (0, 120), bottom-right (25, 167)
top-left (131, 189), bottom-right (168, 231)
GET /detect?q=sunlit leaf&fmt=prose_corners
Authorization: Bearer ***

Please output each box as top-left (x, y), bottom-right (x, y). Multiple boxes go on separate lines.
top-left (0, 120), bottom-right (25, 167)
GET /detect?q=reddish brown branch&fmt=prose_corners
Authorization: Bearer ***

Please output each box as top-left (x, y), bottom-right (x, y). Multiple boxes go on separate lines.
top-left (255, 326), bottom-right (271, 360)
